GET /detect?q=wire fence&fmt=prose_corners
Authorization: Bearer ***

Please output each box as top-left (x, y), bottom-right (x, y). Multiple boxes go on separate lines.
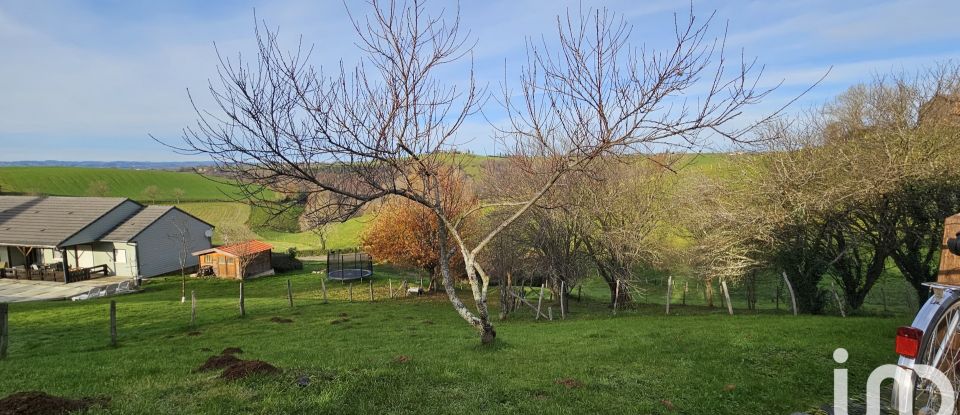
top-left (604, 272), bottom-right (920, 316)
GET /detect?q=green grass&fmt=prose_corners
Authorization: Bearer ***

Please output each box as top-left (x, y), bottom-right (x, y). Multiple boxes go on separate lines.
top-left (177, 201), bottom-right (367, 252)
top-left (0, 264), bottom-right (908, 414)
top-left (258, 216), bottom-right (371, 252)
top-left (0, 167), bottom-right (245, 202)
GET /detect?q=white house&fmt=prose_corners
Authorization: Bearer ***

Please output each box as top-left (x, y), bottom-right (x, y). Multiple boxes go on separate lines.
top-left (0, 196), bottom-right (213, 282)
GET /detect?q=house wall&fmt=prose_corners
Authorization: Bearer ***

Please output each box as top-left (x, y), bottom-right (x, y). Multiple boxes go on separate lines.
top-left (37, 248), bottom-right (62, 266)
top-left (61, 200), bottom-right (142, 247)
top-left (133, 209), bottom-right (212, 277)
top-left (107, 242), bottom-right (138, 277)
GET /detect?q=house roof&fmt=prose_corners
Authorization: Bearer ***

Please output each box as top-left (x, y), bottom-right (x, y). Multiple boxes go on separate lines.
top-left (0, 196), bottom-right (131, 247)
top-left (192, 240), bottom-right (273, 258)
top-left (100, 205), bottom-right (175, 242)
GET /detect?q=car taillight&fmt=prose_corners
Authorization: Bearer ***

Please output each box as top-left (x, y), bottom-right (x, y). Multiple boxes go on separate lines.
top-left (896, 326), bottom-right (923, 359)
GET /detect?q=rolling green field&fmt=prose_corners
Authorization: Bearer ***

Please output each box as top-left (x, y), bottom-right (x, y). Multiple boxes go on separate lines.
top-left (0, 167), bottom-right (363, 252)
top-left (0, 167), bottom-right (243, 202)
top-left (0, 154), bottom-right (731, 253)
top-left (0, 265), bottom-right (908, 414)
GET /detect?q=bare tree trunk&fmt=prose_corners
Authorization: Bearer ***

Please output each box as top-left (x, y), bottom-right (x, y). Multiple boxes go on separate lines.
top-left (181, 273), bottom-right (187, 304)
top-left (239, 281), bottom-right (246, 318)
top-left (438, 222), bottom-right (494, 343)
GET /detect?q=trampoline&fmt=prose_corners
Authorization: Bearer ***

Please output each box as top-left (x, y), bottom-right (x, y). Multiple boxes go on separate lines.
top-left (326, 251), bottom-right (374, 281)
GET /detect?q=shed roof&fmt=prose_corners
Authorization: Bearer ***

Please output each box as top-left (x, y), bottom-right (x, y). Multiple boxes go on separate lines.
top-left (0, 196), bottom-right (131, 247)
top-left (192, 240), bottom-right (273, 258)
top-left (100, 205), bottom-right (175, 242)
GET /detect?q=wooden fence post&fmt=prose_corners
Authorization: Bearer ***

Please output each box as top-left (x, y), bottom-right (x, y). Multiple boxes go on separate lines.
top-left (830, 282), bottom-right (846, 318)
top-left (682, 281), bottom-right (688, 306)
top-left (613, 280), bottom-right (620, 315)
top-left (775, 281), bottom-right (782, 310)
top-left (369, 280), bottom-right (374, 302)
top-left (548, 306), bottom-right (553, 321)
top-left (665, 276), bottom-right (673, 315)
top-left (721, 280), bottom-right (733, 316)
top-left (239, 281), bottom-right (246, 318)
top-left (321, 279), bottom-right (328, 303)
top-left (389, 279), bottom-right (393, 299)
top-left (349, 283), bottom-right (354, 302)
top-left (287, 279), bottom-right (294, 308)
top-left (578, 286), bottom-right (582, 302)
top-left (881, 286), bottom-right (888, 312)
top-left (560, 281), bottom-right (566, 320)
top-left (0, 303), bottom-right (8, 359)
top-left (109, 300), bottom-right (118, 347)
top-left (781, 271), bottom-right (798, 316)
top-left (190, 290), bottom-right (196, 326)
top-left (536, 283), bottom-right (545, 320)
top-left (705, 280), bottom-right (713, 308)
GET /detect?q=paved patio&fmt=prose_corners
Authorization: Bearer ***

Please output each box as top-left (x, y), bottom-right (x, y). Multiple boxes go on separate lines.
top-left (0, 276), bottom-right (135, 303)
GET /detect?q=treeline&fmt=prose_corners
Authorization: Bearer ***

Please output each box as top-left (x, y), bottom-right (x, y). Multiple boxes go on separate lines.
top-left (681, 65), bottom-right (960, 313)
top-left (359, 65), bottom-right (960, 315)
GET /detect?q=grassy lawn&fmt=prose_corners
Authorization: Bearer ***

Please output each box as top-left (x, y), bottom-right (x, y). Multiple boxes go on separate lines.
top-left (0, 264), bottom-right (908, 414)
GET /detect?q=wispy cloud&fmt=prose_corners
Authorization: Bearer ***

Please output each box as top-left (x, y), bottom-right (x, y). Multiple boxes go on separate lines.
top-left (0, 0), bottom-right (957, 160)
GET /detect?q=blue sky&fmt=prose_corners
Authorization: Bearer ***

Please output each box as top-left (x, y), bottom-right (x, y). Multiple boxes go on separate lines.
top-left (0, 0), bottom-right (957, 161)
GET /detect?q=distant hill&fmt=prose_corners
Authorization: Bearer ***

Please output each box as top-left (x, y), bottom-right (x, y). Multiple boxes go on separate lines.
top-left (0, 166), bottom-right (242, 202)
top-left (0, 160), bottom-right (215, 170)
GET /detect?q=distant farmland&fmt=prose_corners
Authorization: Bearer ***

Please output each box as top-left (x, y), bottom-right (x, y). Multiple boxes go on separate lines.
top-left (0, 167), bottom-right (241, 202)
top-left (0, 154), bottom-right (730, 252)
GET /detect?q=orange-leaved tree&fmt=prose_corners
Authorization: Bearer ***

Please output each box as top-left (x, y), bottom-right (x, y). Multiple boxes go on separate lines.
top-left (362, 166), bottom-right (477, 290)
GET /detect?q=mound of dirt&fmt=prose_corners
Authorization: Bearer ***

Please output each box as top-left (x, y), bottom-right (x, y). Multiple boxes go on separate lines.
top-left (220, 347), bottom-right (243, 356)
top-left (195, 354), bottom-right (242, 372)
top-left (0, 391), bottom-right (109, 415)
top-left (393, 355), bottom-right (411, 363)
top-left (555, 378), bottom-right (583, 389)
top-left (220, 360), bottom-right (280, 381)
top-left (269, 317), bottom-right (293, 324)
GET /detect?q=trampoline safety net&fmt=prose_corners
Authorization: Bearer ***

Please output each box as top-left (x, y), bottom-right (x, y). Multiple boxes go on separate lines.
top-left (326, 251), bottom-right (374, 281)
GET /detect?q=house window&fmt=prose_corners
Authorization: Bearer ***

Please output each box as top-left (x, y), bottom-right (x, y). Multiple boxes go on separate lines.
top-left (114, 249), bottom-right (127, 263)
top-left (52, 249), bottom-right (62, 259)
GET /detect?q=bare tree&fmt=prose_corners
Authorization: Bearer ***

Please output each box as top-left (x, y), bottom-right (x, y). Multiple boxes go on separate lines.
top-left (172, 188), bottom-right (186, 204)
top-left (169, 217), bottom-right (193, 303)
top-left (86, 180), bottom-right (110, 197)
top-left (575, 160), bottom-right (667, 307)
top-left (166, 1), bottom-right (780, 343)
top-left (141, 185), bottom-right (160, 204)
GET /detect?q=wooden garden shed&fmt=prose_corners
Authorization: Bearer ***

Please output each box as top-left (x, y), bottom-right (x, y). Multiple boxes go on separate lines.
top-left (192, 240), bottom-right (274, 279)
